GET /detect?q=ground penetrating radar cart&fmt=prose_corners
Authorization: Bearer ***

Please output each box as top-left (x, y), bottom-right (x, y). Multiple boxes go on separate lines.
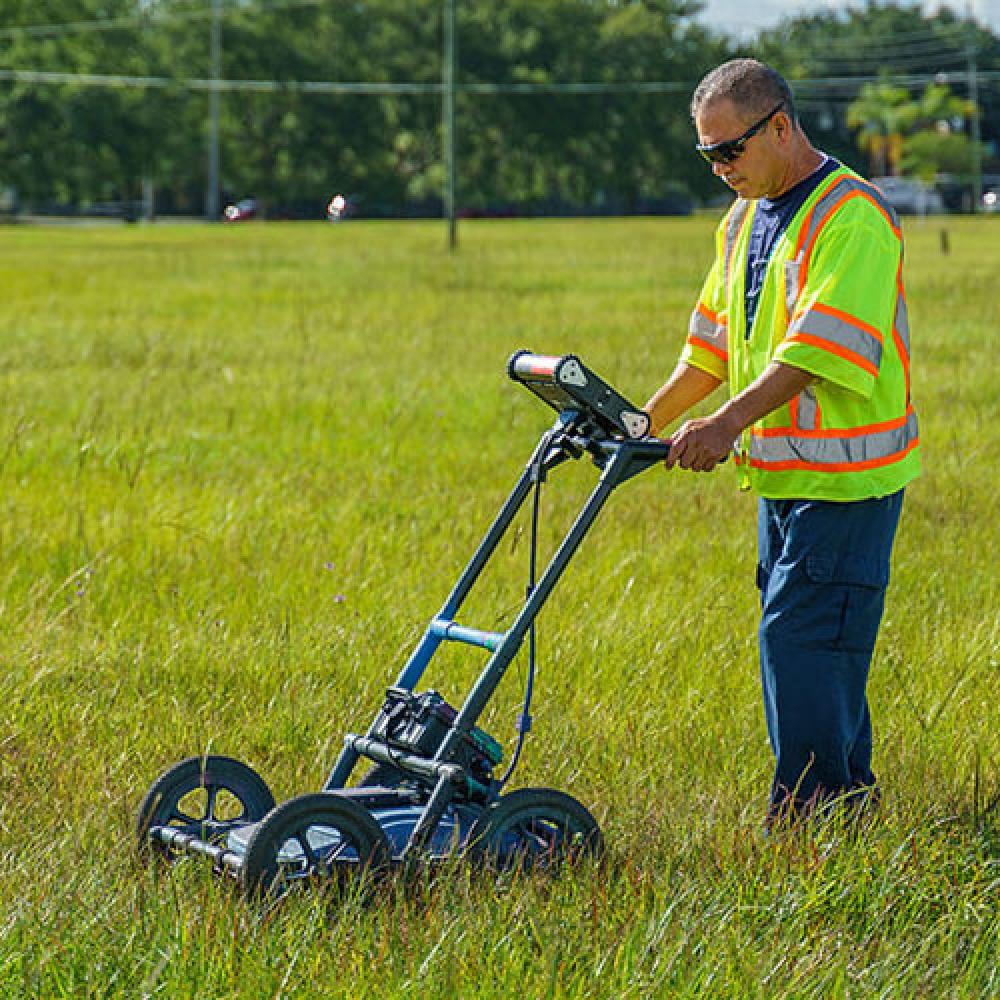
top-left (137, 351), bottom-right (670, 897)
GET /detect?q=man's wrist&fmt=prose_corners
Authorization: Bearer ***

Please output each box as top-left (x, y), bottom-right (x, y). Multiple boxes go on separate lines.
top-left (714, 400), bottom-right (749, 440)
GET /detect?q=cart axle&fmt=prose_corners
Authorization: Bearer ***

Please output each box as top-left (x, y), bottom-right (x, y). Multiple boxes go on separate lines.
top-left (150, 824), bottom-right (243, 872)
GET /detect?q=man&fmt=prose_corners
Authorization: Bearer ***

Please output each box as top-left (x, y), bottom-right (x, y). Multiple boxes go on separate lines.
top-left (645, 59), bottom-right (920, 825)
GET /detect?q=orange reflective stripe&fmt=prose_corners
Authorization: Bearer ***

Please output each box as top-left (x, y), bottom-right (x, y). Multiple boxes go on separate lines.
top-left (784, 332), bottom-right (879, 378)
top-left (796, 185), bottom-right (902, 291)
top-left (894, 266), bottom-right (911, 403)
top-left (749, 436), bottom-right (919, 474)
top-left (853, 186), bottom-right (902, 239)
top-left (687, 334), bottom-right (728, 362)
top-left (798, 301), bottom-right (883, 345)
top-left (752, 407), bottom-right (914, 440)
top-left (749, 408), bottom-right (919, 471)
top-left (792, 173), bottom-right (847, 258)
top-left (797, 191), bottom-right (855, 289)
top-left (893, 325), bottom-right (910, 403)
top-left (784, 389), bottom-right (821, 433)
top-left (788, 394), bottom-right (799, 429)
top-left (696, 302), bottom-right (724, 325)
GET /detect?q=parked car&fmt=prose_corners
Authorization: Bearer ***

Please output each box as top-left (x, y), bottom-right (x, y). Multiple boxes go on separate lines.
top-left (223, 197), bottom-right (257, 222)
top-left (870, 177), bottom-right (945, 215)
top-left (983, 188), bottom-right (999, 213)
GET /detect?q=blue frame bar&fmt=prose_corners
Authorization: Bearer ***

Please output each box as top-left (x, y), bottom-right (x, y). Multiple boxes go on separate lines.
top-left (430, 619), bottom-right (507, 653)
top-left (324, 423), bottom-right (560, 791)
top-left (324, 425), bottom-right (668, 804)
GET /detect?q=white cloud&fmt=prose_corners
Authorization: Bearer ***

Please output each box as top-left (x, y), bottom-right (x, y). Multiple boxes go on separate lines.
top-left (697, 0), bottom-right (998, 39)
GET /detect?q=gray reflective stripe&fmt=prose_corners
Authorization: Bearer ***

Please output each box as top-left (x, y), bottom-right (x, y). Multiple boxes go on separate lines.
top-left (857, 178), bottom-right (900, 231)
top-left (894, 291), bottom-right (910, 355)
top-left (722, 199), bottom-right (751, 290)
top-left (795, 387), bottom-right (819, 431)
top-left (750, 410), bottom-right (918, 468)
top-left (784, 258), bottom-right (801, 316)
top-left (795, 176), bottom-right (856, 260)
top-left (688, 308), bottom-right (727, 352)
top-left (788, 307), bottom-right (882, 369)
top-left (785, 174), bottom-right (901, 318)
top-left (796, 174), bottom-right (898, 260)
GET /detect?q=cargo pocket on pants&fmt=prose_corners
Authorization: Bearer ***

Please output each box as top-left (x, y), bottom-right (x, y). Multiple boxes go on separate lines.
top-left (804, 553), bottom-right (887, 654)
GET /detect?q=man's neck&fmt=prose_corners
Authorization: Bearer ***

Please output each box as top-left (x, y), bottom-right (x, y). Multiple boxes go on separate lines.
top-left (768, 145), bottom-right (826, 199)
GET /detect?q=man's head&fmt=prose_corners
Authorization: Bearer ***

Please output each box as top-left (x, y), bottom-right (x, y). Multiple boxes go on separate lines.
top-left (691, 59), bottom-right (812, 200)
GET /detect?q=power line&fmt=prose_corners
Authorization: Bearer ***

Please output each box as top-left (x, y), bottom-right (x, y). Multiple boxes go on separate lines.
top-left (817, 52), bottom-right (970, 74)
top-left (0, 67), bottom-right (995, 95)
top-left (0, 0), bottom-right (325, 41)
top-left (771, 24), bottom-right (970, 50)
top-left (816, 37), bottom-right (970, 62)
top-left (0, 68), bottom-right (441, 93)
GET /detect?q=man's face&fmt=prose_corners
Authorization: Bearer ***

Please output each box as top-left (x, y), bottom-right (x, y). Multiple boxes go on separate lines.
top-left (694, 98), bottom-right (787, 200)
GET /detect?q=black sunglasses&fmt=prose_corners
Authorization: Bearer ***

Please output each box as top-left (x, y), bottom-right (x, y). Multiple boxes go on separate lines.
top-left (696, 104), bottom-right (785, 165)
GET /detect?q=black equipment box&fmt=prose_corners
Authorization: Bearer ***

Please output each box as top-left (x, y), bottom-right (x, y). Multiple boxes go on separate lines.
top-left (373, 688), bottom-right (502, 788)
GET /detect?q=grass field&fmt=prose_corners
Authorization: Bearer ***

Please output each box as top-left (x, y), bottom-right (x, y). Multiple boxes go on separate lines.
top-left (0, 215), bottom-right (998, 998)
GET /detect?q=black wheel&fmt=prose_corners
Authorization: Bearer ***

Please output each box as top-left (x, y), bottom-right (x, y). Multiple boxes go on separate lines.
top-left (467, 787), bottom-right (603, 869)
top-left (240, 792), bottom-right (392, 899)
top-left (136, 755), bottom-right (275, 860)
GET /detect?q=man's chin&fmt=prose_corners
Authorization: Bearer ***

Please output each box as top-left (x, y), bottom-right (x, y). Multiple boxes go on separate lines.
top-left (726, 178), bottom-right (763, 198)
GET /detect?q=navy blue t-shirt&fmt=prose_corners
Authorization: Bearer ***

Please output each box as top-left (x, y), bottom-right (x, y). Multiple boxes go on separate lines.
top-left (744, 157), bottom-right (839, 335)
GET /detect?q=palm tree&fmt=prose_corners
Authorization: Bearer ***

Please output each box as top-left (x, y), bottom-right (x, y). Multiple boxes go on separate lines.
top-left (911, 83), bottom-right (976, 134)
top-left (846, 82), bottom-right (915, 177)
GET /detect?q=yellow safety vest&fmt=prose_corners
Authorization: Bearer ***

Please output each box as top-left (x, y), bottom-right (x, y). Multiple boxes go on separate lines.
top-left (681, 164), bottom-right (921, 501)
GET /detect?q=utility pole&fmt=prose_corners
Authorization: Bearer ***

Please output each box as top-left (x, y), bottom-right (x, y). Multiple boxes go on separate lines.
top-left (206, 0), bottom-right (221, 221)
top-left (443, 0), bottom-right (457, 250)
top-left (967, 6), bottom-right (982, 214)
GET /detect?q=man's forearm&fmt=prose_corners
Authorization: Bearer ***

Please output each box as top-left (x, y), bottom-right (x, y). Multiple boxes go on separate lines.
top-left (718, 361), bottom-right (815, 436)
top-left (644, 363), bottom-right (723, 436)
top-left (666, 362), bottom-right (816, 472)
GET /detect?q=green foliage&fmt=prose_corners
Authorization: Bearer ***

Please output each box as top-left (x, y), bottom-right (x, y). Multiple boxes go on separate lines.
top-left (0, 217), bottom-right (998, 995)
top-left (846, 80), bottom-right (982, 180)
top-left (757, 5), bottom-right (999, 178)
top-left (846, 81), bottom-right (913, 176)
top-left (902, 130), bottom-right (981, 181)
top-left (899, 85), bottom-right (983, 181)
top-left (0, 0), bottom-right (730, 214)
top-left (0, 2), bottom-right (998, 213)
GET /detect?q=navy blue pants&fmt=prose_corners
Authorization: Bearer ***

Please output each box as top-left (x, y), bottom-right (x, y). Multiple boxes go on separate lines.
top-left (757, 491), bottom-right (904, 819)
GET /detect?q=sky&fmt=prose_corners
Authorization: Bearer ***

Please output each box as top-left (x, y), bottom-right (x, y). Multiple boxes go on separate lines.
top-left (696, 0), bottom-right (1000, 39)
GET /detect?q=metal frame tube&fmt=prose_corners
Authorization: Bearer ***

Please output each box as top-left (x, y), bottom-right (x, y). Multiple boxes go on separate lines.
top-left (325, 426), bottom-right (560, 791)
top-left (326, 430), bottom-right (667, 826)
top-left (400, 444), bottom-right (652, 851)
top-left (440, 446), bottom-right (628, 743)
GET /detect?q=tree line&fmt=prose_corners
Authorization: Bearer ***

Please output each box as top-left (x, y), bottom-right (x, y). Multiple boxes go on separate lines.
top-left (0, 0), bottom-right (995, 218)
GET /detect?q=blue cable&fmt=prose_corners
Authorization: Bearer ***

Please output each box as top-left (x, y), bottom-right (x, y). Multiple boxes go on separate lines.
top-left (498, 435), bottom-right (546, 786)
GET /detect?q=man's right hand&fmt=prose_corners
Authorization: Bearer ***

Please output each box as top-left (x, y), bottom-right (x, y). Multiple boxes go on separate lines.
top-left (665, 411), bottom-right (738, 472)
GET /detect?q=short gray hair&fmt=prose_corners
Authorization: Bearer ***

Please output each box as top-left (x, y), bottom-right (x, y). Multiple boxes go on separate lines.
top-left (691, 59), bottom-right (797, 125)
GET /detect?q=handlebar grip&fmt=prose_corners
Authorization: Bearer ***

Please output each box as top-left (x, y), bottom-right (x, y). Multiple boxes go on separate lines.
top-left (507, 350), bottom-right (565, 383)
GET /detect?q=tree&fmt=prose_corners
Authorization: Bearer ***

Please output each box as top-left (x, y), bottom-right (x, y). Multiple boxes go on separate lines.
top-left (902, 129), bottom-right (981, 180)
top-left (900, 83), bottom-right (982, 180)
top-left (843, 79), bottom-right (983, 182)
top-left (757, 4), bottom-right (999, 179)
top-left (846, 81), bottom-right (916, 177)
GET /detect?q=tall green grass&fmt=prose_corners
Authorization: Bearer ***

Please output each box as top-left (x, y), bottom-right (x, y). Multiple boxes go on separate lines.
top-left (0, 216), bottom-right (997, 997)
